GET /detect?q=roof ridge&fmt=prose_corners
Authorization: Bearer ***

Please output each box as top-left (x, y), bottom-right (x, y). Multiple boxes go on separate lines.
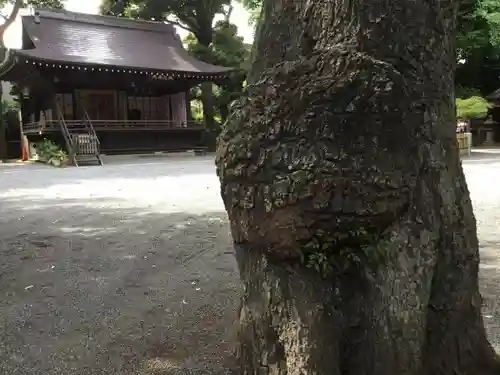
top-left (32, 8), bottom-right (178, 36)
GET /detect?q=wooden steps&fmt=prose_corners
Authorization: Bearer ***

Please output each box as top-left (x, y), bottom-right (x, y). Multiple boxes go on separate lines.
top-left (57, 104), bottom-right (103, 166)
top-left (69, 132), bottom-right (103, 166)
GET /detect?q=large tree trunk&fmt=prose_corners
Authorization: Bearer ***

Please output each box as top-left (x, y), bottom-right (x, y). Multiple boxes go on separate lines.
top-left (215, 0), bottom-right (500, 374)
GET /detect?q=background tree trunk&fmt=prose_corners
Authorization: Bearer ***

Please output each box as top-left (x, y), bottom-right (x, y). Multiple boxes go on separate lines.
top-left (0, 100), bottom-right (6, 160)
top-left (216, 0), bottom-right (500, 374)
top-left (197, 28), bottom-right (217, 131)
top-left (201, 82), bottom-right (216, 129)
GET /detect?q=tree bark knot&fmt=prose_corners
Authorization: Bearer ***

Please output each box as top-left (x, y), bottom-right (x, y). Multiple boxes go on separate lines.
top-left (216, 48), bottom-right (427, 261)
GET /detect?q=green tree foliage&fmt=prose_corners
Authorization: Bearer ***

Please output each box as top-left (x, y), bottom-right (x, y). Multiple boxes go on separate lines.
top-left (456, 96), bottom-right (492, 119)
top-left (185, 20), bottom-right (250, 125)
top-left (100, 0), bottom-right (231, 45)
top-left (100, 0), bottom-right (233, 129)
top-left (99, 0), bottom-right (126, 16)
top-left (457, 0), bottom-right (491, 58)
top-left (477, 0), bottom-right (500, 47)
top-left (0, 0), bottom-right (63, 11)
top-left (185, 21), bottom-right (249, 67)
top-left (236, 0), bottom-right (261, 25)
top-left (456, 0), bottom-right (500, 95)
top-left (456, 85), bottom-right (482, 98)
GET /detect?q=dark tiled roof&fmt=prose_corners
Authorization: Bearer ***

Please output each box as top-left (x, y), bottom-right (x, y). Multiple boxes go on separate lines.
top-left (15, 9), bottom-right (232, 75)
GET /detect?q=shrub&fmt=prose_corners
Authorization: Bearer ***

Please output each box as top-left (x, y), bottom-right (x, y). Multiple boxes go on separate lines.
top-left (456, 96), bottom-right (492, 119)
top-left (36, 139), bottom-right (68, 167)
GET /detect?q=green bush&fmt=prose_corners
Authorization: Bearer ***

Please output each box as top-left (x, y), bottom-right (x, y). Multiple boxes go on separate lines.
top-left (37, 139), bottom-right (68, 166)
top-left (456, 96), bottom-right (492, 119)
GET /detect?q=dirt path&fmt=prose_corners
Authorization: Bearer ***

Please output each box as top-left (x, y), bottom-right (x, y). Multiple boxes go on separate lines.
top-left (0, 153), bottom-right (498, 374)
top-left (0, 157), bottom-right (239, 374)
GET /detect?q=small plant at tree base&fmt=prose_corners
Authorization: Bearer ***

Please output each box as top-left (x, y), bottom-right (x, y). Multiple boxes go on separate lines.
top-left (300, 226), bottom-right (392, 278)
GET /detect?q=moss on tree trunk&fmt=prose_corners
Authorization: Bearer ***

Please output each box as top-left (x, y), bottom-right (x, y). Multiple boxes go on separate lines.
top-left (216, 0), bottom-right (500, 374)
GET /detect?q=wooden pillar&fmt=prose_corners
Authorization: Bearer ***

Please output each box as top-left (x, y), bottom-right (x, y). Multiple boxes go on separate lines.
top-left (185, 91), bottom-right (193, 124)
top-left (0, 99), bottom-right (6, 160)
top-left (72, 90), bottom-right (77, 120)
top-left (168, 94), bottom-right (173, 123)
top-left (19, 98), bottom-right (29, 161)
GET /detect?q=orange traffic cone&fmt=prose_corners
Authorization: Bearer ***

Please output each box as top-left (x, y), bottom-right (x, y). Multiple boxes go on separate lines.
top-left (21, 136), bottom-right (29, 161)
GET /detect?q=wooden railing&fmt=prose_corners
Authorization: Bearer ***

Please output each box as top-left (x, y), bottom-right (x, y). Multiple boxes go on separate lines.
top-left (22, 119), bottom-right (205, 133)
top-left (83, 110), bottom-right (100, 145)
top-left (55, 103), bottom-right (74, 162)
top-left (87, 120), bottom-right (205, 131)
top-left (23, 121), bottom-right (45, 133)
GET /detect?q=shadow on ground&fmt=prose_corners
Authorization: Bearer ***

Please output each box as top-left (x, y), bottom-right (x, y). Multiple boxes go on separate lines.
top-left (0, 154), bottom-right (499, 373)
top-left (0, 194), bottom-right (239, 375)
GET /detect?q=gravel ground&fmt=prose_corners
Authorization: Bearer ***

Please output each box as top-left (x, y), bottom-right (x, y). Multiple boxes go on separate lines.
top-left (0, 156), bottom-right (239, 375)
top-left (0, 152), bottom-right (498, 374)
top-left (462, 150), bottom-right (500, 352)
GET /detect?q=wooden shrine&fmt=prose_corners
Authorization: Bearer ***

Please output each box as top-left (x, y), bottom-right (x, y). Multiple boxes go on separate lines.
top-left (0, 9), bottom-right (232, 163)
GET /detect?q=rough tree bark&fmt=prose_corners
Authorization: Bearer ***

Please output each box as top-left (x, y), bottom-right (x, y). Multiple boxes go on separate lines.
top-left (215, 0), bottom-right (500, 374)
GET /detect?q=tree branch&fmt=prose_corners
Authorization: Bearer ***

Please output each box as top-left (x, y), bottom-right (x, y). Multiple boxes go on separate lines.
top-left (0, 0), bottom-right (23, 46)
top-left (165, 17), bottom-right (193, 33)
